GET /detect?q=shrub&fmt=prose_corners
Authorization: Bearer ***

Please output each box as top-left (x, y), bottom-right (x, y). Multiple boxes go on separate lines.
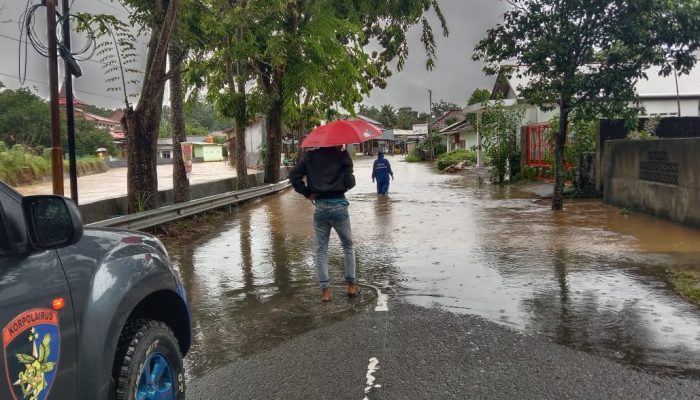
top-left (516, 165), bottom-right (538, 181)
top-left (405, 151), bottom-right (421, 162)
top-left (436, 149), bottom-right (477, 171)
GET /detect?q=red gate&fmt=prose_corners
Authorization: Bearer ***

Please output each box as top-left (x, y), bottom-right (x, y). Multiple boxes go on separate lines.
top-left (525, 124), bottom-right (552, 167)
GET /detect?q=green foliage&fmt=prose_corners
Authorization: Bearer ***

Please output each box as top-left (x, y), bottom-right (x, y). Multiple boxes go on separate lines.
top-left (627, 116), bottom-right (660, 140)
top-left (548, 114), bottom-right (597, 170)
top-left (516, 165), bottom-right (538, 181)
top-left (396, 107), bottom-right (417, 130)
top-left (0, 87), bottom-right (51, 149)
top-left (480, 100), bottom-right (525, 183)
top-left (378, 105), bottom-right (399, 128)
top-left (62, 118), bottom-right (118, 157)
top-left (0, 143), bottom-right (109, 186)
top-left (417, 131), bottom-right (442, 158)
top-left (405, 151), bottom-right (421, 162)
top-left (0, 145), bottom-right (51, 186)
top-left (666, 269), bottom-right (700, 304)
top-left (468, 88), bottom-right (491, 106)
top-left (436, 149), bottom-right (477, 171)
top-left (431, 99), bottom-right (459, 118)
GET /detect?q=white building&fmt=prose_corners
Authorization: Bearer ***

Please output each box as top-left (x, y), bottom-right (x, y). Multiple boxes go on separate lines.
top-left (493, 65), bottom-right (700, 121)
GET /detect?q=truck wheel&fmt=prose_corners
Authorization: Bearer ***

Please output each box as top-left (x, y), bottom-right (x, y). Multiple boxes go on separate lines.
top-left (114, 319), bottom-right (185, 400)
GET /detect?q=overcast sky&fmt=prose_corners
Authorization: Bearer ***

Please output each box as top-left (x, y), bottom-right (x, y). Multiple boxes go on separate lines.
top-left (0, 0), bottom-right (508, 114)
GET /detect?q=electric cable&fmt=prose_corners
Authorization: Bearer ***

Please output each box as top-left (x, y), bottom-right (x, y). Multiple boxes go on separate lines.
top-left (18, 0), bottom-right (99, 79)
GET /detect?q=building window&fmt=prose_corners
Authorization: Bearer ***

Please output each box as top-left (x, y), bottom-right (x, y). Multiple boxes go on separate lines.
top-left (161, 151), bottom-right (171, 159)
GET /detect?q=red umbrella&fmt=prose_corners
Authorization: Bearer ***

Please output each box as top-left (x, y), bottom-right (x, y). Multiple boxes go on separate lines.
top-left (301, 119), bottom-right (384, 148)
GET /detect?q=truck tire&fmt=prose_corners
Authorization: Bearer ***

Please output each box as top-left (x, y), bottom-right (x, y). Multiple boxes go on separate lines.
top-left (114, 319), bottom-right (186, 400)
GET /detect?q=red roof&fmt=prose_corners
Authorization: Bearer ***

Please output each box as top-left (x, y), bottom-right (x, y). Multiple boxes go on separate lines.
top-left (58, 82), bottom-right (90, 109)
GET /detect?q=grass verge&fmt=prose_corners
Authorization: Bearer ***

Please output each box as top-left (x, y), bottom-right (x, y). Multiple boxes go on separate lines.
top-left (665, 268), bottom-right (700, 305)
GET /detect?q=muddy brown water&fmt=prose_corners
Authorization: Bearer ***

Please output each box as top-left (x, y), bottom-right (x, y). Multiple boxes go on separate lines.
top-left (165, 156), bottom-right (700, 380)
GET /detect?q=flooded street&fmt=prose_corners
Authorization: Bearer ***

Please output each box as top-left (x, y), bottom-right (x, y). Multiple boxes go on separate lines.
top-left (165, 155), bottom-right (700, 380)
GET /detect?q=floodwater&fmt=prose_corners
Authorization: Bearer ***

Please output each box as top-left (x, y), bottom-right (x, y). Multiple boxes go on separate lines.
top-left (165, 155), bottom-right (700, 379)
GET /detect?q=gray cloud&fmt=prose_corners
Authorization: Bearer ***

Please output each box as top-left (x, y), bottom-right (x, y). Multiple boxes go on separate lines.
top-left (365, 0), bottom-right (508, 112)
top-left (0, 0), bottom-right (507, 112)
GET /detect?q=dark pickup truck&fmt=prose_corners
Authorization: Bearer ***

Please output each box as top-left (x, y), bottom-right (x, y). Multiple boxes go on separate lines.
top-left (0, 181), bottom-right (191, 400)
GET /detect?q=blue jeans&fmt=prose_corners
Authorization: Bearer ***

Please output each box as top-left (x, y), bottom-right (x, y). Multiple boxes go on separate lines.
top-left (313, 200), bottom-right (356, 289)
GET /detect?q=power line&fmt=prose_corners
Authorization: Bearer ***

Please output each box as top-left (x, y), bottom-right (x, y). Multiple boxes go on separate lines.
top-left (0, 71), bottom-right (124, 102)
top-left (1, 31), bottom-right (132, 69)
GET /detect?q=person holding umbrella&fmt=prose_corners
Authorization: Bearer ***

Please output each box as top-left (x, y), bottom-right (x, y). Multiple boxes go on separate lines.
top-left (291, 120), bottom-right (383, 302)
top-left (372, 151), bottom-right (393, 195)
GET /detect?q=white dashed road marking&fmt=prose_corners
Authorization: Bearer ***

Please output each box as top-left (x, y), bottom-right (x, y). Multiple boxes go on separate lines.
top-left (375, 292), bottom-right (388, 312)
top-left (362, 357), bottom-right (381, 400)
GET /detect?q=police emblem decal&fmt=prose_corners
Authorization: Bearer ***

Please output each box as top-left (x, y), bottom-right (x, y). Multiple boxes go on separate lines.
top-left (2, 309), bottom-right (60, 400)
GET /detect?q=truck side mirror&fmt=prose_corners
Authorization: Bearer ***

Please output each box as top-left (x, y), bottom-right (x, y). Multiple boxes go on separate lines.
top-left (21, 195), bottom-right (84, 250)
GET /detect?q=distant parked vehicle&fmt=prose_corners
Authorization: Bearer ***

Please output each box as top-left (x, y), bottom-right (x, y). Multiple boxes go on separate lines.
top-left (0, 181), bottom-right (191, 400)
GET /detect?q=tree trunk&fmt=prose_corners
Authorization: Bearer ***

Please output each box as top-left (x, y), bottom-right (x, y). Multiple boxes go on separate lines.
top-left (169, 43), bottom-right (190, 203)
top-left (552, 100), bottom-right (568, 211)
top-left (124, 107), bottom-right (159, 212)
top-left (264, 87), bottom-right (283, 183)
top-left (234, 79), bottom-right (249, 189)
top-left (124, 0), bottom-right (179, 213)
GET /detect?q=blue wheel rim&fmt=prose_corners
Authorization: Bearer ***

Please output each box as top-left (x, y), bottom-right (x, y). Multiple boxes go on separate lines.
top-left (136, 352), bottom-right (175, 400)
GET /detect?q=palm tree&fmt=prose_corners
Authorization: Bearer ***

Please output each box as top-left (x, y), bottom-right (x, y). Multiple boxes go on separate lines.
top-left (378, 104), bottom-right (398, 128)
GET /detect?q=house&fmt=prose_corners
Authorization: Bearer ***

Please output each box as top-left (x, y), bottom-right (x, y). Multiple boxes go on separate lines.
top-left (157, 136), bottom-right (207, 160)
top-left (59, 83), bottom-right (126, 152)
top-left (439, 119), bottom-right (477, 152)
top-left (431, 109), bottom-right (466, 131)
top-left (58, 84), bottom-right (123, 130)
top-left (490, 65), bottom-right (700, 168)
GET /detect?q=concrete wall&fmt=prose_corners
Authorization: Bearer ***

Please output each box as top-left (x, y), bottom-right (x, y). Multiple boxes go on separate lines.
top-left (603, 138), bottom-right (700, 229)
top-left (79, 167), bottom-right (290, 224)
top-left (596, 117), bottom-right (700, 192)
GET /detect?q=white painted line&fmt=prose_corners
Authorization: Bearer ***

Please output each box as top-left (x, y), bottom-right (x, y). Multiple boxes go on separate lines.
top-left (362, 357), bottom-right (381, 400)
top-left (375, 292), bottom-right (388, 312)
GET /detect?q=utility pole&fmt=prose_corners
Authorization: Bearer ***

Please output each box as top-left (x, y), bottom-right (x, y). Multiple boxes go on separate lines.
top-left (47, 0), bottom-right (64, 196)
top-left (427, 89), bottom-right (433, 162)
top-left (62, 0), bottom-right (79, 203)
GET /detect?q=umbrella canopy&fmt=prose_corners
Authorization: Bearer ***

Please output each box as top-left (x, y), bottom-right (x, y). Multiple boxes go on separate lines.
top-left (301, 120), bottom-right (383, 148)
top-left (96, 147), bottom-right (107, 152)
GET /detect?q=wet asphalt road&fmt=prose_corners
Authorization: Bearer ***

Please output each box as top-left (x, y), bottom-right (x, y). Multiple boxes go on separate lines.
top-left (189, 301), bottom-right (700, 399)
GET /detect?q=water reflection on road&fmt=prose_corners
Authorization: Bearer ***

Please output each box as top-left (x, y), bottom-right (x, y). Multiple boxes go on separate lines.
top-left (166, 156), bottom-right (700, 379)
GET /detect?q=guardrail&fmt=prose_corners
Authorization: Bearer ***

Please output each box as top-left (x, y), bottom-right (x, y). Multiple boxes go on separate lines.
top-left (87, 180), bottom-right (291, 230)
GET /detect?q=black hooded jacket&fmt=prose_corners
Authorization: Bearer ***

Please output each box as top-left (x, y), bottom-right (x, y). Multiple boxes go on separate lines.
top-left (289, 147), bottom-right (356, 199)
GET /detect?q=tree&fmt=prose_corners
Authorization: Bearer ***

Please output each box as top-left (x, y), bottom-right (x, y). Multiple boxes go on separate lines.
top-left (170, 40), bottom-right (190, 203)
top-left (0, 87), bottom-right (51, 149)
top-left (468, 88), bottom-right (491, 106)
top-left (252, 0), bottom-right (448, 183)
top-left (62, 118), bottom-right (117, 157)
top-left (378, 104), bottom-right (398, 128)
top-left (186, 0), bottom-right (265, 189)
top-left (431, 99), bottom-right (459, 118)
top-left (480, 100), bottom-right (525, 183)
top-left (473, 0), bottom-right (700, 210)
top-left (82, 0), bottom-right (181, 212)
top-left (396, 107), bottom-right (416, 130)
top-left (358, 104), bottom-right (382, 123)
